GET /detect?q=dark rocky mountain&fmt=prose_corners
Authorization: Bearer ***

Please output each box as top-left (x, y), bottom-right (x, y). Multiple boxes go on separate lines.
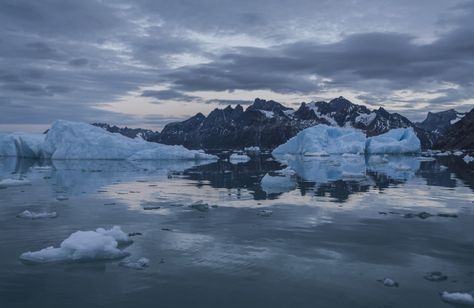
top-left (92, 123), bottom-right (160, 141)
top-left (434, 107), bottom-right (474, 150)
top-left (158, 97), bottom-right (437, 150)
top-left (416, 109), bottom-right (465, 134)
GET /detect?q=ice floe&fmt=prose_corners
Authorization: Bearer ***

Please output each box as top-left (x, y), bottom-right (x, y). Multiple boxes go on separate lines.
top-left (0, 178), bottom-right (31, 188)
top-left (380, 278), bottom-right (399, 287)
top-left (440, 291), bottom-right (474, 306)
top-left (464, 155), bottom-right (474, 164)
top-left (17, 210), bottom-right (57, 219)
top-left (229, 153), bottom-right (251, 163)
top-left (119, 257), bottom-right (150, 270)
top-left (20, 226), bottom-right (131, 263)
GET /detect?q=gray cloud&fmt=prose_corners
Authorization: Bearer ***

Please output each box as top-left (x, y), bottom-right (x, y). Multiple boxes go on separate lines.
top-left (141, 89), bottom-right (199, 102)
top-left (0, 0), bottom-right (472, 127)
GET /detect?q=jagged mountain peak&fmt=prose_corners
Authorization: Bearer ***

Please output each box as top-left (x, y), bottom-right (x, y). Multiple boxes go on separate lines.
top-left (157, 96), bottom-right (444, 150)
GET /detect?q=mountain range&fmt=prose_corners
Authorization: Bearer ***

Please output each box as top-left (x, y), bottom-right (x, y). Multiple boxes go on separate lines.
top-left (95, 97), bottom-right (474, 151)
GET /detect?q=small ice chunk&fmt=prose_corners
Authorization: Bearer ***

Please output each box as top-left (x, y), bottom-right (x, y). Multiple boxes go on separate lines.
top-left (189, 200), bottom-right (209, 212)
top-left (0, 179), bottom-right (31, 188)
top-left (453, 151), bottom-right (464, 156)
top-left (20, 226), bottom-right (131, 263)
top-left (464, 155), bottom-right (474, 164)
top-left (17, 210), bottom-right (57, 219)
top-left (257, 210), bottom-right (273, 217)
top-left (440, 291), bottom-right (474, 306)
top-left (119, 257), bottom-right (150, 270)
top-left (229, 153), bottom-right (251, 163)
top-left (381, 278), bottom-right (399, 287)
top-left (244, 146), bottom-right (260, 152)
top-left (424, 271), bottom-right (448, 282)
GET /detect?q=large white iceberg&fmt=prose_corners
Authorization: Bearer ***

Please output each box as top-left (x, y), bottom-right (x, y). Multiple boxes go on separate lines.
top-left (272, 125), bottom-right (421, 156)
top-left (1, 120), bottom-right (217, 161)
top-left (20, 226), bottom-right (131, 263)
top-left (366, 128), bottom-right (420, 154)
top-left (273, 125), bottom-right (366, 156)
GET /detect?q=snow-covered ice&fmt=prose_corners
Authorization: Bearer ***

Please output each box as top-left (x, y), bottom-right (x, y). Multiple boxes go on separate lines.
top-left (17, 210), bottom-right (57, 219)
top-left (20, 226), bottom-right (131, 263)
top-left (366, 128), bottom-right (420, 154)
top-left (229, 153), bottom-right (251, 163)
top-left (272, 125), bottom-right (366, 155)
top-left (440, 291), bottom-right (474, 306)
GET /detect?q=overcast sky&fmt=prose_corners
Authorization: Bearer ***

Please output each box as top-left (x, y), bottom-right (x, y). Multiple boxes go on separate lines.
top-left (1, 0), bottom-right (473, 132)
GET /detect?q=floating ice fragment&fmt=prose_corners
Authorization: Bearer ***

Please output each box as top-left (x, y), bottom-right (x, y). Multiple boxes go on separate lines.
top-left (17, 210), bottom-right (57, 219)
top-left (424, 271), bottom-right (448, 282)
top-left (0, 179), bottom-right (31, 188)
top-left (257, 210), bottom-right (273, 217)
top-left (464, 155), bottom-right (474, 164)
top-left (119, 257), bottom-right (150, 270)
top-left (20, 226), bottom-right (131, 263)
top-left (440, 291), bottom-right (474, 306)
top-left (229, 153), bottom-right (251, 163)
top-left (380, 278), bottom-right (399, 287)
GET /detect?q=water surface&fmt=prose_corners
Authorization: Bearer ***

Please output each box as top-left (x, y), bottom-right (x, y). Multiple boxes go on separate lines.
top-left (0, 154), bottom-right (473, 308)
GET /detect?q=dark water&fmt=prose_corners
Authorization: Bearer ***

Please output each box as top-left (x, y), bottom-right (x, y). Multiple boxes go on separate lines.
top-left (0, 154), bottom-right (473, 308)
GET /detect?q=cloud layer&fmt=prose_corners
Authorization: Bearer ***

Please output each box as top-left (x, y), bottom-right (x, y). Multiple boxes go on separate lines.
top-left (0, 0), bottom-right (473, 129)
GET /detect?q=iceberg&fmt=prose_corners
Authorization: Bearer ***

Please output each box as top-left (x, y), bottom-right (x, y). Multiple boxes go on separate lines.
top-left (0, 120), bottom-right (217, 161)
top-left (366, 128), bottom-right (420, 154)
top-left (272, 125), bottom-right (366, 156)
top-left (272, 125), bottom-right (421, 156)
top-left (20, 226), bottom-right (131, 263)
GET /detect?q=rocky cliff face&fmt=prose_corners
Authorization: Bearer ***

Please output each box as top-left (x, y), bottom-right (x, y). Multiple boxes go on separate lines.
top-left (434, 107), bottom-right (474, 150)
top-left (92, 123), bottom-right (160, 141)
top-left (416, 109), bottom-right (465, 134)
top-left (159, 97), bottom-right (437, 150)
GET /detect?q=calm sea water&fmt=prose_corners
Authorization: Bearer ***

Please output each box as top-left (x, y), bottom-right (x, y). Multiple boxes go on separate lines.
top-left (0, 154), bottom-right (473, 308)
